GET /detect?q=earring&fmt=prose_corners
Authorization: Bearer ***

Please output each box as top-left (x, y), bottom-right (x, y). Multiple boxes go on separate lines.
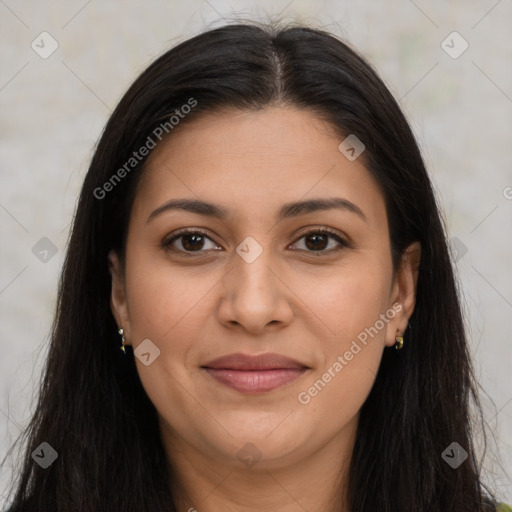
top-left (118, 328), bottom-right (126, 355)
top-left (394, 335), bottom-right (404, 350)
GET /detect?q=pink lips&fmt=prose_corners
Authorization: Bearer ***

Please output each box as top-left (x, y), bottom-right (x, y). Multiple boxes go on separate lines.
top-left (202, 353), bottom-right (309, 394)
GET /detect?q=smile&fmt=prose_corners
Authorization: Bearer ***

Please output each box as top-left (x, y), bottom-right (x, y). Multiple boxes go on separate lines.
top-left (201, 352), bottom-right (310, 394)
top-left (203, 367), bottom-right (308, 393)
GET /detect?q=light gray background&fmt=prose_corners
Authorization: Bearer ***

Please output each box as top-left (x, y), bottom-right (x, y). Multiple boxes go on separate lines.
top-left (1, 0), bottom-right (511, 505)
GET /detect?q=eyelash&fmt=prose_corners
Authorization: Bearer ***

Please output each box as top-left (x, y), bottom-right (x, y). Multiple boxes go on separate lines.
top-left (161, 227), bottom-right (351, 257)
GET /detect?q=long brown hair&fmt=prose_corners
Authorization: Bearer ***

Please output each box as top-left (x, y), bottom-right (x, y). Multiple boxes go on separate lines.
top-left (3, 21), bottom-right (498, 511)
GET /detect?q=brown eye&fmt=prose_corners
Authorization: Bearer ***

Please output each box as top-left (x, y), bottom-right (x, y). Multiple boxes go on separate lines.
top-left (162, 227), bottom-right (349, 257)
top-left (179, 233), bottom-right (207, 251)
top-left (162, 229), bottom-right (220, 254)
top-left (291, 229), bottom-right (349, 254)
top-left (304, 232), bottom-right (329, 251)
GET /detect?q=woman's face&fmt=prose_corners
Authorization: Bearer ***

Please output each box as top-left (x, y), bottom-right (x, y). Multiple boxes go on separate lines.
top-left (109, 106), bottom-right (419, 472)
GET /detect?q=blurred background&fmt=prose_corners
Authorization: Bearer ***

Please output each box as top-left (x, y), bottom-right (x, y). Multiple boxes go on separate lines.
top-left (1, 0), bottom-right (511, 505)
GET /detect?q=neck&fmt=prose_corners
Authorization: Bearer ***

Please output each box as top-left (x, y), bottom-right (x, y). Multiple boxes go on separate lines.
top-left (160, 417), bottom-right (357, 512)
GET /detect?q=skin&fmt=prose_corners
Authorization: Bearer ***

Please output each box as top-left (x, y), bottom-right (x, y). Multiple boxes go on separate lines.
top-left (109, 106), bottom-right (421, 512)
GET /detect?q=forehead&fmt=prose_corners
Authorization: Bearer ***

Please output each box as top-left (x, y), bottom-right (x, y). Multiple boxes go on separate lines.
top-left (133, 106), bottom-right (386, 227)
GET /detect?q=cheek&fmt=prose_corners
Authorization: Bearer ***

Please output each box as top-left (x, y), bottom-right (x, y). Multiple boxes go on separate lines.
top-left (122, 247), bottom-right (228, 419)
top-left (293, 257), bottom-right (392, 346)
top-left (122, 251), bottom-right (215, 433)
top-left (294, 259), bottom-right (391, 421)
top-left (124, 247), bottom-right (217, 346)
top-left (297, 299), bottom-right (387, 436)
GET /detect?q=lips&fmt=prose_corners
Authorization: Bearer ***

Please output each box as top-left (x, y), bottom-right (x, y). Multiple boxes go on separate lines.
top-left (201, 353), bottom-right (310, 394)
top-left (203, 353), bottom-right (308, 371)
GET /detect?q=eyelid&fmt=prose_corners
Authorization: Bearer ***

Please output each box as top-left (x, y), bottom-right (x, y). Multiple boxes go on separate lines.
top-left (290, 226), bottom-right (351, 252)
top-left (292, 226), bottom-right (348, 243)
top-left (162, 226), bottom-right (351, 255)
top-left (161, 227), bottom-right (221, 255)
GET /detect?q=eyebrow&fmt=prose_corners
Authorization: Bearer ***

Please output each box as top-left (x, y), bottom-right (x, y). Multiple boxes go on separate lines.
top-left (146, 197), bottom-right (367, 224)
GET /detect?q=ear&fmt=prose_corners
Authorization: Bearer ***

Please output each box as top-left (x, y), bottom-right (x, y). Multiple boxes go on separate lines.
top-left (385, 241), bottom-right (421, 347)
top-left (108, 250), bottom-right (132, 346)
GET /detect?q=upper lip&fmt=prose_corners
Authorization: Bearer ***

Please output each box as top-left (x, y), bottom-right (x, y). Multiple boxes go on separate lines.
top-left (202, 352), bottom-right (309, 371)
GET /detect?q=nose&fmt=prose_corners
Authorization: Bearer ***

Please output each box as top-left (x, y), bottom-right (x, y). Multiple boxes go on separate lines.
top-left (216, 241), bottom-right (294, 335)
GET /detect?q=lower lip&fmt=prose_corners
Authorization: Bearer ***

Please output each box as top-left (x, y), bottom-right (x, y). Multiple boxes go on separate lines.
top-left (203, 368), bottom-right (307, 393)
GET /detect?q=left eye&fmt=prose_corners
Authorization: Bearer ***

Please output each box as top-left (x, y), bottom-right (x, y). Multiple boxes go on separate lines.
top-left (291, 229), bottom-right (349, 253)
top-left (162, 228), bottom-right (348, 255)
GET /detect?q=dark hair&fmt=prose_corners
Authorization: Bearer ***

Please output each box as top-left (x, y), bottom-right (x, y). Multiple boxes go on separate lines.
top-left (3, 21), bottom-right (499, 511)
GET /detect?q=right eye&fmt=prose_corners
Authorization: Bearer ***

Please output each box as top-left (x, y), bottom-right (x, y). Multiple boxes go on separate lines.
top-left (161, 229), bottom-right (222, 255)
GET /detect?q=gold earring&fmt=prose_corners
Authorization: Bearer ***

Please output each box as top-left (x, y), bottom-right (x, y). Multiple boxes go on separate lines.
top-left (394, 335), bottom-right (404, 350)
top-left (118, 328), bottom-right (126, 355)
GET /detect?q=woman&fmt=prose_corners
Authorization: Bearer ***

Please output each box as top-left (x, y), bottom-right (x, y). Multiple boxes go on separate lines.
top-left (3, 21), bottom-right (510, 511)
